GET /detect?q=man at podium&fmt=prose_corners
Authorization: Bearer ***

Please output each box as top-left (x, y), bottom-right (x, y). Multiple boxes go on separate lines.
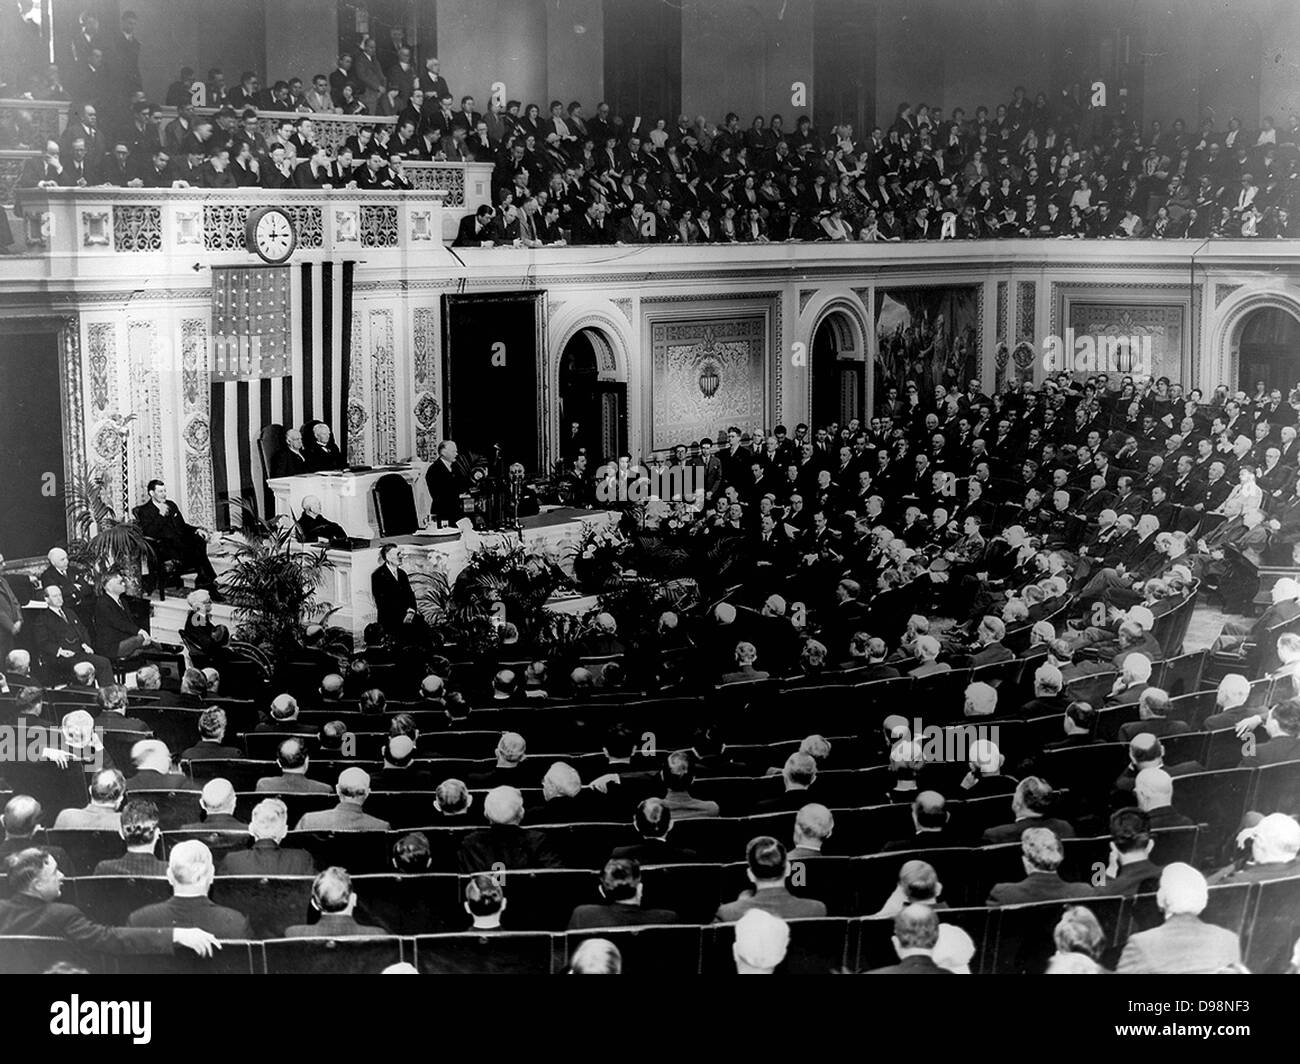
top-left (426, 439), bottom-right (471, 523)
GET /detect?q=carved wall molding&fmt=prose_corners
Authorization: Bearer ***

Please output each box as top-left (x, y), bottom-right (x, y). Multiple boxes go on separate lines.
top-left (369, 308), bottom-right (397, 463)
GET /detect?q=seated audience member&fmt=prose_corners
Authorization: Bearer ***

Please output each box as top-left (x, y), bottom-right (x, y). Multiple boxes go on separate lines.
top-left (1045, 700), bottom-right (1100, 749)
top-left (93, 799), bottom-right (167, 876)
top-left (567, 857), bottom-right (679, 929)
top-left (433, 779), bottom-right (474, 821)
top-left (1133, 767), bottom-right (1196, 830)
top-left (866, 904), bottom-right (952, 974)
top-left (457, 786), bottom-right (562, 872)
top-left (882, 791), bottom-right (956, 851)
top-left (219, 798), bottom-right (315, 876)
top-left (719, 640), bottom-right (770, 684)
top-left (733, 909), bottom-right (791, 975)
top-left (53, 769), bottom-right (125, 831)
top-left (0, 848), bottom-right (219, 957)
top-left (959, 738), bottom-right (1018, 797)
top-left (568, 937), bottom-right (622, 974)
top-left (1240, 698), bottom-right (1300, 765)
top-left (284, 866), bottom-right (387, 937)
top-left (1046, 905), bottom-right (1108, 974)
top-left (1093, 807), bottom-right (1162, 895)
top-left (0, 797), bottom-right (71, 871)
top-left (181, 778), bottom-right (247, 832)
top-left (715, 836), bottom-right (828, 921)
top-left (661, 750), bottom-right (721, 819)
top-left (375, 735), bottom-right (434, 791)
top-left (1201, 673), bottom-right (1255, 731)
top-left (127, 840), bottom-right (254, 938)
top-left (1111, 733), bottom-right (1201, 807)
top-left (467, 731), bottom-right (528, 789)
top-left (255, 738), bottom-right (333, 794)
top-left (982, 777), bottom-right (1076, 843)
top-left (125, 740), bottom-right (199, 791)
top-left (294, 768), bottom-right (391, 831)
top-left (463, 873), bottom-right (507, 932)
top-left (1117, 687), bottom-right (1188, 741)
top-left (179, 708), bottom-right (240, 761)
top-left (1117, 863), bottom-right (1242, 973)
top-left (391, 831), bottom-right (433, 874)
top-left (753, 751), bottom-right (818, 812)
top-left (986, 826), bottom-right (1094, 905)
top-left (1208, 813), bottom-right (1300, 884)
top-left (788, 803), bottom-right (835, 859)
top-left (610, 798), bottom-right (699, 865)
top-left (871, 859), bottom-right (977, 972)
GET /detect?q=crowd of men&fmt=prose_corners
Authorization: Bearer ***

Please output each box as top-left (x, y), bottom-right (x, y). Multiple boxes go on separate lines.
top-left (5, 9), bottom-right (1298, 246)
top-left (1, 367), bottom-right (1299, 972)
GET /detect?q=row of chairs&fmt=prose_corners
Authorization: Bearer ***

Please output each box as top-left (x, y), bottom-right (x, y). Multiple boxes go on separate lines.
top-left (5, 870), bottom-right (1297, 974)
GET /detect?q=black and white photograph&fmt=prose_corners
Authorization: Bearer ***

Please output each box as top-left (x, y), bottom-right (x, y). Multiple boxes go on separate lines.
top-left (0, 0), bottom-right (1297, 1023)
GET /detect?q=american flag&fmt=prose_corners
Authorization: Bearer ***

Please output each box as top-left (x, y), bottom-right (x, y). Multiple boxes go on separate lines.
top-left (209, 261), bottom-right (354, 523)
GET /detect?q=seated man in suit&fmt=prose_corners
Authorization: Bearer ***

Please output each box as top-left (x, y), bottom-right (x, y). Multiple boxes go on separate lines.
top-left (135, 479), bottom-right (220, 595)
top-left (294, 767), bottom-right (391, 832)
top-left (40, 547), bottom-right (95, 610)
top-left (304, 422), bottom-right (345, 472)
top-left (34, 584), bottom-right (113, 684)
top-left (127, 840), bottom-right (254, 938)
top-left (1093, 807), bottom-right (1162, 896)
top-left (753, 752), bottom-right (818, 813)
top-left (179, 707), bottom-right (241, 761)
top-left (986, 826), bottom-right (1095, 905)
top-left (1117, 863), bottom-right (1242, 973)
top-left (271, 427), bottom-right (310, 478)
top-left (0, 847), bottom-right (219, 958)
top-left (370, 544), bottom-right (429, 644)
top-left (718, 640), bottom-right (771, 685)
top-left (54, 768), bottom-right (125, 832)
top-left (610, 798), bottom-right (699, 865)
top-left (865, 904), bottom-right (954, 974)
top-left (125, 740), bottom-right (200, 792)
top-left (219, 798), bottom-right (316, 876)
top-left (882, 790), bottom-right (960, 851)
top-left (457, 786), bottom-right (563, 872)
top-left (787, 803), bottom-right (835, 860)
top-left (296, 495), bottom-right (347, 543)
top-left (1118, 687), bottom-right (1190, 742)
top-left (284, 866), bottom-right (387, 937)
top-left (180, 778), bottom-right (247, 833)
top-left (732, 909), bottom-right (791, 975)
top-left (567, 857), bottom-right (679, 930)
top-left (1134, 767), bottom-right (1196, 831)
top-left (1240, 697), bottom-right (1300, 766)
top-left (426, 439), bottom-right (472, 524)
top-left (714, 836), bottom-right (828, 922)
top-left (981, 775), bottom-right (1077, 843)
top-left (453, 203), bottom-right (498, 247)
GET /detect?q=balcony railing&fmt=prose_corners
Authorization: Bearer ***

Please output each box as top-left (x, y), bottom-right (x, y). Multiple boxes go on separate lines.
top-left (14, 186), bottom-right (449, 274)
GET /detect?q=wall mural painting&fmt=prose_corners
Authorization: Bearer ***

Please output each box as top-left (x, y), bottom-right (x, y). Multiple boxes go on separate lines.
top-left (875, 286), bottom-right (981, 399)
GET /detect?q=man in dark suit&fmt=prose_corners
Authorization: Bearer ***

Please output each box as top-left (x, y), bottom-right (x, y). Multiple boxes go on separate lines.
top-left (1093, 807), bottom-right (1162, 896)
top-left (753, 752), bottom-right (819, 814)
top-left (303, 423), bottom-right (345, 472)
top-left (93, 798), bottom-right (168, 876)
top-left (284, 867), bottom-right (387, 937)
top-left (981, 776), bottom-right (1077, 843)
top-left (426, 439), bottom-right (472, 523)
top-left (126, 840), bottom-right (254, 938)
top-left (458, 786), bottom-right (563, 872)
top-left (219, 797), bottom-right (316, 876)
top-left (1117, 688), bottom-right (1191, 742)
top-left (1242, 698), bottom-right (1300, 766)
top-left (610, 798), bottom-right (700, 865)
top-left (986, 826), bottom-right (1094, 905)
top-left (135, 479), bottom-right (219, 593)
top-left (371, 544), bottom-right (427, 644)
top-left (0, 848), bottom-right (218, 957)
top-left (567, 858), bottom-right (679, 930)
top-left (295, 496), bottom-right (347, 544)
top-left (271, 426), bottom-right (310, 478)
top-left (40, 547), bottom-right (95, 610)
top-left (33, 584), bottom-right (112, 683)
top-left (179, 707), bottom-right (240, 761)
top-left (454, 204), bottom-right (498, 247)
top-left (715, 837), bottom-right (828, 921)
top-left (254, 737), bottom-right (333, 794)
top-left (124, 740), bottom-right (201, 792)
top-left (866, 905), bottom-right (954, 974)
top-left (881, 791), bottom-right (960, 851)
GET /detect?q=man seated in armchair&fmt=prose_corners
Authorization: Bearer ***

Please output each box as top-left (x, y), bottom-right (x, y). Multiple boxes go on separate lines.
top-left (134, 479), bottom-right (222, 599)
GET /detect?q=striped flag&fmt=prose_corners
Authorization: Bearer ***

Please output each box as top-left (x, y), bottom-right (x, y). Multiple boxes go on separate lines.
top-left (209, 261), bottom-right (354, 525)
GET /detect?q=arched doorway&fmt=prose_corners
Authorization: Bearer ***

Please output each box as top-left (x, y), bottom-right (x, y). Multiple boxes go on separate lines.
top-left (811, 309), bottom-right (866, 429)
top-left (1236, 306), bottom-right (1300, 393)
top-left (558, 328), bottom-right (628, 465)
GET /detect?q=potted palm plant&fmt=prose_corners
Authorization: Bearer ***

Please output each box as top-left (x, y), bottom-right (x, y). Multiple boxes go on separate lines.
top-left (64, 466), bottom-right (154, 594)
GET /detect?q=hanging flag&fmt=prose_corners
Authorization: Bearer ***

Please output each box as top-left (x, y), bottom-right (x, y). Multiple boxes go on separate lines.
top-left (209, 261), bottom-right (354, 524)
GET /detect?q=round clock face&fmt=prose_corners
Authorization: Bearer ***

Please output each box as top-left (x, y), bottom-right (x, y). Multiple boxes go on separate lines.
top-left (248, 207), bottom-right (297, 263)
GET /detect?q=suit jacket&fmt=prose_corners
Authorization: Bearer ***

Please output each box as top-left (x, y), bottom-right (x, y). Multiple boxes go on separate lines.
top-left (94, 852), bottom-right (169, 877)
top-left (1118, 718), bottom-right (1190, 742)
top-left (987, 870), bottom-right (1094, 906)
top-left (426, 457), bottom-right (468, 521)
top-left (0, 575), bottom-right (25, 659)
top-left (371, 563), bottom-right (418, 634)
top-left (219, 839), bottom-right (316, 876)
top-left (453, 213), bottom-right (494, 247)
top-left (294, 802), bottom-right (390, 833)
top-left (271, 447), bottom-right (309, 478)
top-left (567, 902), bottom-right (679, 930)
top-left (1116, 913), bottom-right (1241, 974)
top-left (92, 593), bottom-right (143, 657)
top-left (285, 913), bottom-right (387, 937)
top-left (179, 740), bottom-right (242, 761)
top-left (1093, 857), bottom-right (1163, 896)
top-left (0, 893), bottom-right (173, 954)
top-left (254, 773), bottom-right (333, 794)
top-left (125, 769), bottom-right (200, 792)
top-left (128, 894), bottom-right (253, 938)
top-left (305, 440), bottom-right (345, 472)
top-left (715, 884), bottom-right (827, 922)
top-left (458, 824), bottom-right (563, 872)
top-left (880, 830), bottom-right (962, 852)
top-left (34, 605), bottom-right (94, 664)
top-left (1244, 735), bottom-right (1300, 766)
top-left (610, 840), bottom-right (700, 865)
top-left (866, 952), bottom-right (953, 974)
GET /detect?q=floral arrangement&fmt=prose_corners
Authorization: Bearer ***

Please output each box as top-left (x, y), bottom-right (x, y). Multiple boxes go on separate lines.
top-left (569, 521), bottom-right (630, 592)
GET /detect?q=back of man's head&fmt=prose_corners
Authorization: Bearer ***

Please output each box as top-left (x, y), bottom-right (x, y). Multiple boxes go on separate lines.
top-left (168, 839), bottom-right (214, 892)
top-left (898, 859), bottom-right (941, 902)
top-left (1021, 826), bottom-right (1064, 872)
top-left (634, 797), bottom-right (672, 839)
top-left (484, 786), bottom-right (525, 826)
top-left (599, 857), bottom-right (641, 901)
top-left (893, 903), bottom-right (941, 953)
top-left (663, 749), bottom-right (695, 790)
top-left (733, 908), bottom-right (790, 973)
top-left (120, 798), bottom-right (159, 847)
top-left (782, 751), bottom-right (817, 788)
top-left (745, 835), bottom-right (788, 883)
top-left (464, 872), bottom-right (505, 917)
top-left (1109, 807), bottom-right (1152, 854)
top-left (248, 798), bottom-right (289, 843)
top-left (278, 737), bottom-right (308, 771)
top-left (1157, 862), bottom-right (1208, 917)
top-left (311, 866), bottom-right (353, 914)
top-left (391, 831), bottom-right (432, 873)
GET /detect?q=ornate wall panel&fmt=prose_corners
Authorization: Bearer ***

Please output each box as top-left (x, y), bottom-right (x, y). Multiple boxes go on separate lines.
top-left (369, 308), bottom-right (397, 462)
top-left (412, 305), bottom-right (441, 460)
top-left (127, 320), bottom-right (163, 506)
top-left (347, 309), bottom-right (368, 465)
top-left (180, 316), bottom-right (215, 527)
top-left (648, 316), bottom-right (767, 452)
top-left (1066, 302), bottom-right (1185, 381)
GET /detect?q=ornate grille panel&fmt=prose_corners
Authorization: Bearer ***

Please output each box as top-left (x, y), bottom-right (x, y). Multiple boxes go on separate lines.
top-left (112, 205), bottom-right (162, 252)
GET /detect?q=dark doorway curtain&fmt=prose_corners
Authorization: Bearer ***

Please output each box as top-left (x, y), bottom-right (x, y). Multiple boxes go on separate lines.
top-left (604, 0), bottom-right (681, 126)
top-left (0, 331), bottom-right (66, 558)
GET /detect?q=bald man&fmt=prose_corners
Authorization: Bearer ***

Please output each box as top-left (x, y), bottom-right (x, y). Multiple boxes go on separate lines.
top-left (294, 768), bottom-right (390, 832)
top-left (881, 791), bottom-right (955, 851)
top-left (788, 803), bottom-right (834, 859)
top-left (296, 494), bottom-right (347, 543)
top-left (285, 867), bottom-right (387, 937)
top-left (457, 786), bottom-right (562, 872)
top-left (180, 778), bottom-right (247, 832)
top-left (127, 840), bottom-right (253, 938)
top-left (866, 903), bottom-right (952, 974)
top-left (254, 737), bottom-right (333, 794)
top-left (40, 546), bottom-right (94, 609)
top-left (0, 796), bottom-right (72, 872)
